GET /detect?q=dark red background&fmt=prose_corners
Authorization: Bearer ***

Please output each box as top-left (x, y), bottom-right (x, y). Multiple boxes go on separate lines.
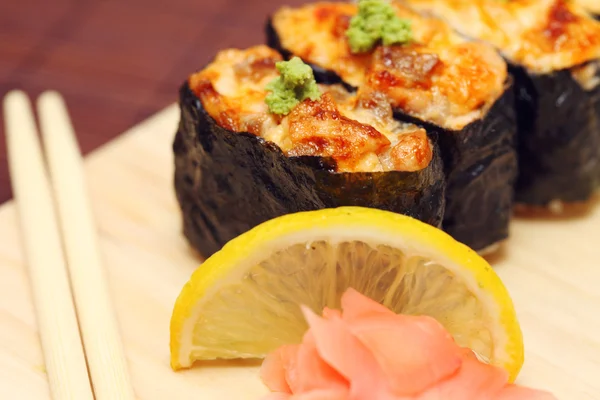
top-left (0, 0), bottom-right (310, 204)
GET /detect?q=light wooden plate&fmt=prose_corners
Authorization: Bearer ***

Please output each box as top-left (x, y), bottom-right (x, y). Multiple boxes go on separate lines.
top-left (0, 105), bottom-right (598, 399)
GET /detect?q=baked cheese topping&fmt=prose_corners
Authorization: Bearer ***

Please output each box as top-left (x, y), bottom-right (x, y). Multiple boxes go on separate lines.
top-left (190, 46), bottom-right (433, 173)
top-left (404, 0), bottom-right (600, 74)
top-left (271, 1), bottom-right (507, 130)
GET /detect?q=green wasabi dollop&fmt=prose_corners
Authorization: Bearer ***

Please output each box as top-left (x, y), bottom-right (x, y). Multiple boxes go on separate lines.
top-left (346, 0), bottom-right (412, 54)
top-left (265, 57), bottom-right (322, 115)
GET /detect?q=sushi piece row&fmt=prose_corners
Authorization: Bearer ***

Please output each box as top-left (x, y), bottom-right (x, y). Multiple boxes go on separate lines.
top-left (266, 1), bottom-right (518, 253)
top-left (173, 46), bottom-right (445, 258)
top-left (401, 0), bottom-right (600, 207)
top-left (173, 0), bottom-right (599, 259)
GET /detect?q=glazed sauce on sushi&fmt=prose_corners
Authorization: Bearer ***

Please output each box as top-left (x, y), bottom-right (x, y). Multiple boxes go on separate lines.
top-left (189, 46), bottom-right (433, 173)
top-left (269, 1), bottom-right (508, 131)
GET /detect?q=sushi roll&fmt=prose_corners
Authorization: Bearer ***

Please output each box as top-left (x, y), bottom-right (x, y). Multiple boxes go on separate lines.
top-left (173, 45), bottom-right (445, 258)
top-left (267, 1), bottom-right (518, 253)
top-left (402, 0), bottom-right (600, 207)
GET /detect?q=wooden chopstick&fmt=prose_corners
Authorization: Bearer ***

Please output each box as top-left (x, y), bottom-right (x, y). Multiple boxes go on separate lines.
top-left (37, 91), bottom-right (136, 400)
top-left (4, 91), bottom-right (95, 400)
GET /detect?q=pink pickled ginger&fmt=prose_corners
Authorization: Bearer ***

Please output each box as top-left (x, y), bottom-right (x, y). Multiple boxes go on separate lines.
top-left (260, 288), bottom-right (556, 400)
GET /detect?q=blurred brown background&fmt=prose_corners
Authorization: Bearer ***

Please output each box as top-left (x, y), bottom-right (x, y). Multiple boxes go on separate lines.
top-left (0, 0), bottom-right (309, 204)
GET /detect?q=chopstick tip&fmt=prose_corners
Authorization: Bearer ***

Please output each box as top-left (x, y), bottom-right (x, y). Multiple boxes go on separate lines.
top-left (38, 90), bottom-right (65, 106)
top-left (3, 90), bottom-right (30, 107)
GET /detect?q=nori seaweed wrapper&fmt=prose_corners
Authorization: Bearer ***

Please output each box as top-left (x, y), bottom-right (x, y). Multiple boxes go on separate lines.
top-left (393, 86), bottom-right (518, 252)
top-left (266, 19), bottom-right (518, 252)
top-left (173, 82), bottom-right (446, 259)
top-left (510, 64), bottom-right (600, 205)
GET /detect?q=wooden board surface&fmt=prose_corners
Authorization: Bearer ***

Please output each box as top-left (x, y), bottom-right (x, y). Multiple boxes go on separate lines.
top-left (0, 105), bottom-right (599, 399)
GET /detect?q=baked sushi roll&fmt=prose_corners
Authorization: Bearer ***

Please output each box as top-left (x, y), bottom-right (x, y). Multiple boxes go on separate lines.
top-left (173, 45), bottom-right (445, 258)
top-left (403, 0), bottom-right (600, 208)
top-left (267, 1), bottom-right (518, 253)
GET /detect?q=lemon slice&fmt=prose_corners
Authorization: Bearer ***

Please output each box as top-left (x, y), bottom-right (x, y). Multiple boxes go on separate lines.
top-left (170, 207), bottom-right (524, 381)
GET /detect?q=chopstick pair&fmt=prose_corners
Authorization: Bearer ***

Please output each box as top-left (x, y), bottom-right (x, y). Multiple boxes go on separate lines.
top-left (4, 91), bottom-right (136, 400)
